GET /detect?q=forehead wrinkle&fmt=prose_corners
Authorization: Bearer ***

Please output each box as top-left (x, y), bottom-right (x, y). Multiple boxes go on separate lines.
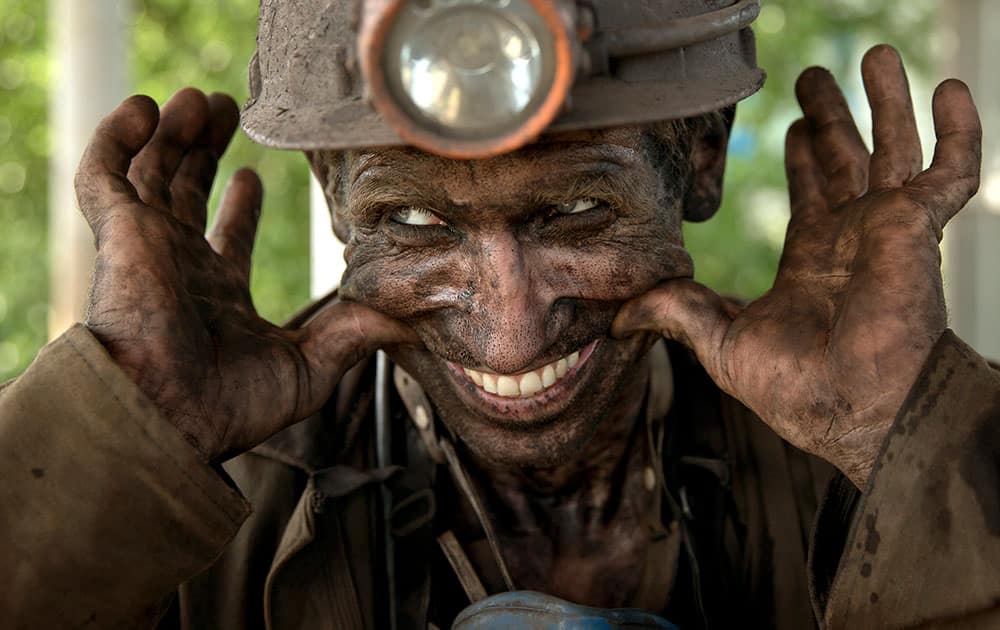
top-left (352, 139), bottom-right (642, 182)
top-left (516, 142), bottom-right (642, 169)
top-left (443, 161), bottom-right (642, 218)
top-left (450, 143), bottom-right (647, 205)
top-left (520, 161), bottom-right (627, 197)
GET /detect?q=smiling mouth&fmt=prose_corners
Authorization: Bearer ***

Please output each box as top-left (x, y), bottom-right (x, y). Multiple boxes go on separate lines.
top-left (448, 340), bottom-right (599, 400)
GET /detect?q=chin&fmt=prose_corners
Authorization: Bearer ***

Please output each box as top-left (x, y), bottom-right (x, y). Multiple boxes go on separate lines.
top-left (456, 411), bottom-right (604, 468)
top-left (389, 334), bottom-right (654, 469)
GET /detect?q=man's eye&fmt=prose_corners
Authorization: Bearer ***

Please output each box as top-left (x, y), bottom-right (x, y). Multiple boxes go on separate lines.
top-left (553, 198), bottom-right (602, 215)
top-left (390, 206), bottom-right (447, 226)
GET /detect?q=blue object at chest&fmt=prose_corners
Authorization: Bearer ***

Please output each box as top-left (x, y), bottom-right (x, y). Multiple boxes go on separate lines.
top-left (453, 591), bottom-right (680, 629)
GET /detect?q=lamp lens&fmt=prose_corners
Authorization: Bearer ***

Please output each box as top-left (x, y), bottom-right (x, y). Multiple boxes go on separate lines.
top-left (389, 0), bottom-right (553, 137)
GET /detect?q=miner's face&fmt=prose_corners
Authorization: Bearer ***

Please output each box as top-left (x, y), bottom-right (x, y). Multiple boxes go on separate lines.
top-left (330, 126), bottom-right (699, 466)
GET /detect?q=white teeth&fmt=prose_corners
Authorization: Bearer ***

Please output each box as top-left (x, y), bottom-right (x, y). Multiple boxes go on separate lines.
top-left (482, 372), bottom-right (498, 394)
top-left (541, 365), bottom-right (556, 388)
top-left (460, 346), bottom-right (588, 399)
top-left (464, 367), bottom-right (483, 387)
top-left (520, 371), bottom-right (543, 397)
top-left (555, 358), bottom-right (568, 378)
top-left (497, 375), bottom-right (519, 397)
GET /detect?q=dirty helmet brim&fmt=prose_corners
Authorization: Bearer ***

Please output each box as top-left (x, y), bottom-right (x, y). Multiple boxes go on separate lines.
top-left (242, 0), bottom-right (766, 154)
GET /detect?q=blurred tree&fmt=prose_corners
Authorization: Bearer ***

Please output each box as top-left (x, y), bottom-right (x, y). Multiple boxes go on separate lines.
top-left (0, 0), bottom-right (50, 381)
top-left (0, 0), bottom-right (939, 380)
top-left (689, 0), bottom-right (938, 296)
top-left (130, 0), bottom-right (312, 326)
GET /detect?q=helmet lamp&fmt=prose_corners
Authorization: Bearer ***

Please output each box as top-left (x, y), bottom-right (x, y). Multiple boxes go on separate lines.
top-left (360, 0), bottom-right (576, 159)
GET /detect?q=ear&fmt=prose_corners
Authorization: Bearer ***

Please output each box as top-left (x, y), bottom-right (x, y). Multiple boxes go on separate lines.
top-left (683, 106), bottom-right (735, 222)
top-left (305, 150), bottom-right (353, 243)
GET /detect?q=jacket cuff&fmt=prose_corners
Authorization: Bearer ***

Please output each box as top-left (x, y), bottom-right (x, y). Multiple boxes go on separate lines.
top-left (817, 330), bottom-right (1000, 629)
top-left (0, 324), bottom-right (251, 628)
top-left (808, 473), bottom-right (860, 621)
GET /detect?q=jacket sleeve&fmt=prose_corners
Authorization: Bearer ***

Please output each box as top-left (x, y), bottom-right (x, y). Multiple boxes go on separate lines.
top-left (0, 325), bottom-right (251, 629)
top-left (810, 330), bottom-right (1000, 629)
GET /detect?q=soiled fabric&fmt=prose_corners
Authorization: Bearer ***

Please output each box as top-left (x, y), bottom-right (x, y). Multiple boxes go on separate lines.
top-left (1, 323), bottom-right (998, 629)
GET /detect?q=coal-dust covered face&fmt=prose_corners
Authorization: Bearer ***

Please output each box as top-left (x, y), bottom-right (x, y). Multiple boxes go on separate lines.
top-left (309, 123), bottom-right (727, 467)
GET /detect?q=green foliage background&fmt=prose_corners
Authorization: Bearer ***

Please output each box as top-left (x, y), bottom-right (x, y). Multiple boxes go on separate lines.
top-left (0, 0), bottom-right (937, 380)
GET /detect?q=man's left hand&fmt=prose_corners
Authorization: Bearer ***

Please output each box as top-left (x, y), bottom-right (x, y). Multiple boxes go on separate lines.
top-left (612, 45), bottom-right (982, 488)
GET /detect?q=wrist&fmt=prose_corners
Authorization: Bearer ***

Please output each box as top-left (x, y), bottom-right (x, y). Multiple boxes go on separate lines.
top-left (821, 419), bottom-right (894, 490)
top-left (87, 324), bottom-right (225, 462)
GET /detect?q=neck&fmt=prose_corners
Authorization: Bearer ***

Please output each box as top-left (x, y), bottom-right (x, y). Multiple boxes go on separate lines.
top-left (451, 352), bottom-right (660, 607)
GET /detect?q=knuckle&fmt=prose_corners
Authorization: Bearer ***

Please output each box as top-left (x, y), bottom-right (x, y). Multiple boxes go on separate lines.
top-left (958, 174), bottom-right (981, 203)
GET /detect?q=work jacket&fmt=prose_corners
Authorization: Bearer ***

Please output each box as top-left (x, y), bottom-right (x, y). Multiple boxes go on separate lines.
top-left (2, 320), bottom-right (999, 629)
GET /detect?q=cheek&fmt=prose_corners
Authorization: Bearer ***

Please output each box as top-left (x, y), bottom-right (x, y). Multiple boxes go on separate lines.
top-left (339, 233), bottom-right (471, 319)
top-left (540, 243), bottom-right (691, 301)
top-left (537, 221), bottom-right (692, 301)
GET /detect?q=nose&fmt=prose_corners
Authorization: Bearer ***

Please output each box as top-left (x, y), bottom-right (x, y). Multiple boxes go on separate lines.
top-left (469, 233), bottom-right (552, 374)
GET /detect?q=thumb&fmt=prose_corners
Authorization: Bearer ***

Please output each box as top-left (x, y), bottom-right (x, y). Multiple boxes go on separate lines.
top-left (612, 279), bottom-right (733, 387)
top-left (298, 299), bottom-right (421, 381)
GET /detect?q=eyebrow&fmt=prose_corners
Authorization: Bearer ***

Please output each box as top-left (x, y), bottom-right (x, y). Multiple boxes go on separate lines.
top-left (523, 164), bottom-right (634, 209)
top-left (346, 143), bottom-right (645, 221)
top-left (347, 164), bottom-right (452, 224)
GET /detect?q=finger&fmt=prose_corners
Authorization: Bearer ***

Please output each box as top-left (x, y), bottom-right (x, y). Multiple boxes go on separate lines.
top-left (304, 301), bottom-right (421, 364)
top-left (785, 118), bottom-right (827, 215)
top-left (127, 88), bottom-right (210, 211)
top-left (773, 119), bottom-right (835, 283)
top-left (908, 79), bottom-right (982, 229)
top-left (208, 168), bottom-right (263, 282)
top-left (202, 93), bottom-right (242, 159)
top-left (611, 279), bottom-right (733, 389)
top-left (295, 300), bottom-right (421, 416)
top-left (862, 45), bottom-right (923, 189)
top-left (75, 95), bottom-right (160, 241)
top-left (796, 67), bottom-right (870, 205)
top-left (170, 93), bottom-right (241, 231)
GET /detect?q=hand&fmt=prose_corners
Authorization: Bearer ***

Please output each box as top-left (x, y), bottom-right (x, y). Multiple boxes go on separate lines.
top-left (612, 45), bottom-right (982, 488)
top-left (75, 89), bottom-right (417, 462)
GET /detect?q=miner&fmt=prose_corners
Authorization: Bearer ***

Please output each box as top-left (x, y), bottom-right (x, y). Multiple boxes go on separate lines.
top-left (2, 0), bottom-right (998, 628)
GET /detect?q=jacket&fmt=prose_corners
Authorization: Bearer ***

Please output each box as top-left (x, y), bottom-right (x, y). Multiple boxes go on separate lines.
top-left (2, 323), bottom-right (999, 629)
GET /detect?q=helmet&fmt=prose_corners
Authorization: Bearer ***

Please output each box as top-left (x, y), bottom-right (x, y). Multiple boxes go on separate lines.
top-left (242, 0), bottom-right (764, 159)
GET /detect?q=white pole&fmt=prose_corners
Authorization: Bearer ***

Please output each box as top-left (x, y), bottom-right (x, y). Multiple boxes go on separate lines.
top-left (942, 0), bottom-right (1000, 361)
top-left (310, 174), bottom-right (346, 299)
top-left (48, 0), bottom-right (130, 338)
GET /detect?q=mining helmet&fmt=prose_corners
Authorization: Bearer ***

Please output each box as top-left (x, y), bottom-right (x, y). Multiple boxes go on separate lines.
top-left (242, 0), bottom-right (764, 159)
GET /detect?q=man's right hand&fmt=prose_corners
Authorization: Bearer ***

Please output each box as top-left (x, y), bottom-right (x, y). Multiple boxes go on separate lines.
top-left (75, 89), bottom-right (417, 463)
